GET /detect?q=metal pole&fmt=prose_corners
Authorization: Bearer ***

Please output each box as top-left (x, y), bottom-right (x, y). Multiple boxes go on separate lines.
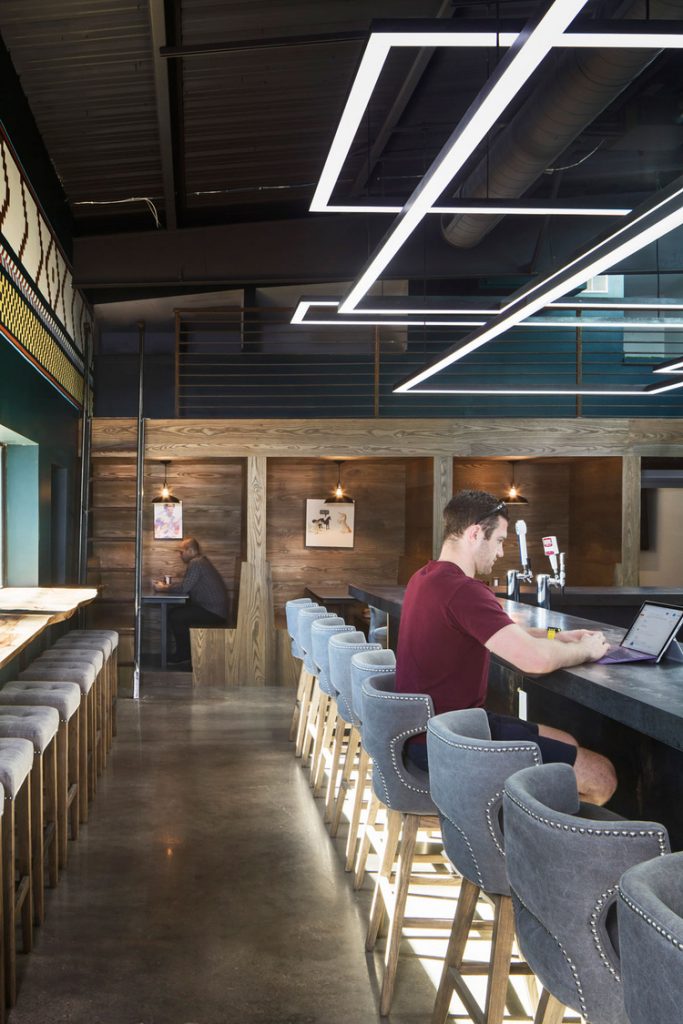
top-left (133, 321), bottom-right (146, 700)
top-left (77, 322), bottom-right (93, 586)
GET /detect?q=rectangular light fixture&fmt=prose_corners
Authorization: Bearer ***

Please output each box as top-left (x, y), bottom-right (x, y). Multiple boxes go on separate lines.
top-left (394, 175), bottom-right (683, 393)
top-left (339, 0), bottom-right (592, 313)
top-left (410, 384), bottom-right (683, 395)
top-left (322, 201), bottom-right (630, 215)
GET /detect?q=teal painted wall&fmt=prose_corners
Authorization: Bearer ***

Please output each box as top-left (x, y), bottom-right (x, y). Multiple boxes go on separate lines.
top-left (0, 338), bottom-right (80, 583)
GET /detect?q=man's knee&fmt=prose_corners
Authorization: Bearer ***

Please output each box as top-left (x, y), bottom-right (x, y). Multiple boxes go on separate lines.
top-left (573, 747), bottom-right (618, 806)
top-left (538, 724), bottom-right (578, 749)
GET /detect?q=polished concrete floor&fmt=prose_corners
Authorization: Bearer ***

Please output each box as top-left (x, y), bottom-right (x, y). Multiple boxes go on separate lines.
top-left (10, 676), bottom-right (441, 1023)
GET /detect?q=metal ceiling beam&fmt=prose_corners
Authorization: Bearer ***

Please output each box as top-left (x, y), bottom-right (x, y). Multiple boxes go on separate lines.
top-left (349, 0), bottom-right (453, 198)
top-left (159, 31), bottom-right (367, 59)
top-left (148, 0), bottom-right (178, 230)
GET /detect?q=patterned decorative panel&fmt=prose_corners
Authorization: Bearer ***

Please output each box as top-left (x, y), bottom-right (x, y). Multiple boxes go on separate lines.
top-left (0, 124), bottom-right (91, 407)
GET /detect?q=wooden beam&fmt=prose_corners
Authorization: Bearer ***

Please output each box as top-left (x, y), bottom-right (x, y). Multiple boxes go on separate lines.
top-left (619, 455), bottom-right (642, 586)
top-left (91, 417), bottom-right (683, 459)
top-left (433, 456), bottom-right (453, 558)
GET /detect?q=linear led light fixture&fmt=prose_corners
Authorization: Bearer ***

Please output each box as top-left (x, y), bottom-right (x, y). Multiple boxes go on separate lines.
top-left (291, 300), bottom-right (683, 330)
top-left (339, 0), bottom-right (592, 313)
top-left (394, 174), bottom-right (683, 395)
top-left (410, 385), bottom-right (683, 396)
top-left (324, 201), bottom-right (631, 215)
top-left (313, 18), bottom-right (683, 217)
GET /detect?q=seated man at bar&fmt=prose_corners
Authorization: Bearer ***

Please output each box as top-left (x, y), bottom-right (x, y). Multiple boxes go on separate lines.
top-left (397, 490), bottom-right (617, 805)
top-left (153, 537), bottom-right (228, 666)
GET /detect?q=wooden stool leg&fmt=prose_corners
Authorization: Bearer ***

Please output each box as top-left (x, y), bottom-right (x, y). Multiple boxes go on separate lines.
top-left (29, 758), bottom-right (44, 925)
top-left (354, 789), bottom-right (380, 890)
top-left (485, 895), bottom-right (517, 1024)
top-left (3, 798), bottom-right (15, 1007)
top-left (68, 711), bottom-right (80, 840)
top-left (366, 808), bottom-right (403, 950)
top-left (331, 726), bottom-right (360, 837)
top-left (15, 778), bottom-right (33, 955)
top-left (345, 745), bottom-right (369, 868)
top-left (79, 697), bottom-right (89, 822)
top-left (310, 693), bottom-right (331, 786)
top-left (111, 649), bottom-right (118, 738)
top-left (301, 686), bottom-right (320, 765)
top-left (88, 689), bottom-right (96, 800)
top-left (57, 722), bottom-right (69, 867)
top-left (46, 739), bottom-right (59, 889)
top-left (289, 663), bottom-right (308, 741)
top-left (324, 718), bottom-right (346, 820)
top-left (294, 672), bottom-right (314, 757)
top-left (431, 877), bottom-right (480, 1024)
top-left (534, 989), bottom-right (566, 1024)
top-left (379, 813), bottom-right (420, 1016)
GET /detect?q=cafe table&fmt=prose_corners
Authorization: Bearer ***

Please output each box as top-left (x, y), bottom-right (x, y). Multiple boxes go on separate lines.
top-left (141, 591), bottom-right (189, 669)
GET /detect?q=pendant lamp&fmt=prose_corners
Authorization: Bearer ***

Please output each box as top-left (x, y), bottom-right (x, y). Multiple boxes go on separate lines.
top-left (155, 461), bottom-right (180, 503)
top-left (503, 461), bottom-right (528, 504)
top-left (324, 460), bottom-right (354, 503)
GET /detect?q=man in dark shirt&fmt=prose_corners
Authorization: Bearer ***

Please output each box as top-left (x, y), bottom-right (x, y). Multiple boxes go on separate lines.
top-left (397, 489), bottom-right (617, 805)
top-left (154, 537), bottom-right (228, 666)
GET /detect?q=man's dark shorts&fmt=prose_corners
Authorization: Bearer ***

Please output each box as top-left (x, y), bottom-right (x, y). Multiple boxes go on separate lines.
top-left (405, 710), bottom-right (577, 771)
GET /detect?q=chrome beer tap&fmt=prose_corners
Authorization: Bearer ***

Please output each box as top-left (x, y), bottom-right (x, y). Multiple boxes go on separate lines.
top-left (506, 520), bottom-right (534, 602)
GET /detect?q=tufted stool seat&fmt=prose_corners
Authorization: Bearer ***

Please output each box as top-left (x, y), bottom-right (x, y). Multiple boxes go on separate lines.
top-left (0, 738), bottom-right (34, 1007)
top-left (52, 632), bottom-right (116, 753)
top-left (348, 648), bottom-right (397, 886)
top-left (504, 763), bottom-right (670, 1024)
top-left (285, 599), bottom-right (317, 741)
top-left (34, 643), bottom-right (104, 778)
top-left (19, 662), bottom-right (95, 822)
top-left (325, 634), bottom-right (382, 853)
top-left (308, 617), bottom-right (355, 803)
top-left (0, 708), bottom-right (60, 929)
top-left (0, 683), bottom-right (80, 867)
top-left (618, 850), bottom-right (683, 1024)
top-left (44, 639), bottom-right (109, 769)
top-left (293, 607), bottom-right (336, 758)
top-left (361, 672), bottom-right (444, 1015)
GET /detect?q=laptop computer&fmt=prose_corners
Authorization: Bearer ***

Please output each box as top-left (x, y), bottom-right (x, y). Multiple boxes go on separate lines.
top-left (598, 601), bottom-right (683, 665)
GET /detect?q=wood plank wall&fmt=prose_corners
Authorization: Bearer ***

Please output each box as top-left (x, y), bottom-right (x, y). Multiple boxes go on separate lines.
top-left (399, 458), bottom-right (433, 582)
top-left (570, 458), bottom-right (622, 585)
top-left (267, 458), bottom-right (410, 625)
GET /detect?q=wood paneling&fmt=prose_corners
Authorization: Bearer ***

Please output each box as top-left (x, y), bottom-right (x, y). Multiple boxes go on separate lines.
top-left (433, 455), bottom-right (453, 558)
top-left (620, 456), bottom-right (642, 586)
top-left (92, 417), bottom-right (683, 459)
top-left (569, 459), bottom-right (622, 586)
top-left (267, 459), bottom-right (406, 625)
top-left (399, 458), bottom-right (433, 583)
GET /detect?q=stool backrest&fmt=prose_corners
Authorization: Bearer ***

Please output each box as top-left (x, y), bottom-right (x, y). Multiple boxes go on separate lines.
top-left (350, 649), bottom-right (396, 728)
top-left (297, 608), bottom-right (335, 675)
top-left (361, 672), bottom-right (435, 815)
top-left (427, 708), bottom-right (540, 896)
top-left (310, 618), bottom-right (355, 695)
top-left (618, 850), bottom-right (683, 1024)
top-left (327, 633), bottom-right (382, 725)
top-left (503, 763), bottom-right (670, 1024)
top-left (368, 606), bottom-right (388, 646)
top-left (285, 599), bottom-right (317, 659)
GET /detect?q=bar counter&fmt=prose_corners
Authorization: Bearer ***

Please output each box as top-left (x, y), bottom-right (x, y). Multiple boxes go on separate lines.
top-left (350, 582), bottom-right (683, 847)
top-left (0, 587), bottom-right (98, 669)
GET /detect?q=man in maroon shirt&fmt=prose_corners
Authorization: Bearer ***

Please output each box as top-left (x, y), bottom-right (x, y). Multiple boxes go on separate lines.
top-left (397, 489), bottom-right (617, 805)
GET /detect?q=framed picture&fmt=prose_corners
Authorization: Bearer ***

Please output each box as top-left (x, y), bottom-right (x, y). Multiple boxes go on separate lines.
top-left (153, 501), bottom-right (183, 540)
top-left (305, 500), bottom-right (355, 549)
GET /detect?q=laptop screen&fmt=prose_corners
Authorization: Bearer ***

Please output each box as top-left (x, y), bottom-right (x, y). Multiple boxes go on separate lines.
top-left (621, 602), bottom-right (683, 660)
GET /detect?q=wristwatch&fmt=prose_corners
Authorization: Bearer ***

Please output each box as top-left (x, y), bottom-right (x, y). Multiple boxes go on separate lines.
top-left (546, 627), bottom-right (562, 639)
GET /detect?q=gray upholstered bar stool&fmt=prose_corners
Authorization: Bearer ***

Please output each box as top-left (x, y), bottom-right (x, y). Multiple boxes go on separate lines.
top-left (427, 708), bottom-right (540, 1024)
top-left (504, 763), bottom-right (670, 1024)
top-left (618, 850), bottom-right (683, 1024)
top-left (35, 647), bottom-right (104, 779)
top-left (0, 738), bottom-right (34, 1007)
top-left (18, 662), bottom-right (95, 821)
top-left (326, 633), bottom-right (383, 846)
top-left (361, 672), bottom-right (443, 1016)
top-left (349, 649), bottom-right (397, 885)
top-left (52, 626), bottom-right (114, 757)
top-left (0, 708), bottom-right (60, 928)
top-left (308, 616), bottom-right (355, 805)
top-left (285, 598), bottom-right (316, 741)
top-left (294, 606), bottom-right (336, 760)
top-left (0, 683), bottom-right (80, 867)
top-left (369, 606), bottom-right (389, 648)
top-left (58, 629), bottom-right (119, 743)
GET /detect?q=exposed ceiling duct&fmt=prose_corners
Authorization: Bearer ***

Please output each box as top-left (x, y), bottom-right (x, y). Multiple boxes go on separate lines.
top-left (441, 0), bottom-right (683, 251)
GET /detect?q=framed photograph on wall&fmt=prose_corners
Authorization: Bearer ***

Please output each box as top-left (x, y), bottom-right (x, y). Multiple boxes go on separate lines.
top-left (305, 500), bottom-right (355, 549)
top-left (153, 501), bottom-right (183, 541)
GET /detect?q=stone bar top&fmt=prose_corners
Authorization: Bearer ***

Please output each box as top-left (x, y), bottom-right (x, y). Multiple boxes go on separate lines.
top-left (0, 587), bottom-right (98, 620)
top-left (349, 582), bottom-right (683, 755)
